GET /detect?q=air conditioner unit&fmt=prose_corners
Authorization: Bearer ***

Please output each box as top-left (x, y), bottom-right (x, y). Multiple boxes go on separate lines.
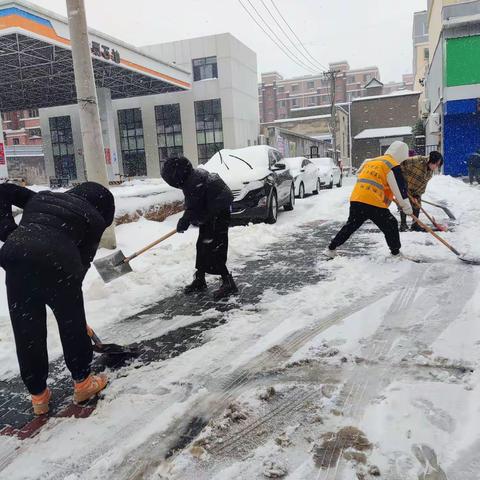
top-left (430, 112), bottom-right (441, 133)
top-left (421, 99), bottom-right (431, 118)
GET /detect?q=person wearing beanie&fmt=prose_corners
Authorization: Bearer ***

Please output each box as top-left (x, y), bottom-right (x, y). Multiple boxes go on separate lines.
top-left (161, 156), bottom-right (237, 300)
top-left (399, 151), bottom-right (443, 231)
top-left (0, 181), bottom-right (114, 415)
top-left (325, 141), bottom-right (412, 259)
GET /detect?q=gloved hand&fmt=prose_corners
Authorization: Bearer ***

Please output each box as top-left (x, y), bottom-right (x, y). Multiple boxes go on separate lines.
top-left (176, 215), bottom-right (190, 233)
top-left (401, 200), bottom-right (413, 216)
top-left (190, 214), bottom-right (208, 227)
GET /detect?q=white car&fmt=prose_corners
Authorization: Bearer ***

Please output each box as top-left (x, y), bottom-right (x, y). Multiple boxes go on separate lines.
top-left (310, 157), bottom-right (343, 188)
top-left (282, 157), bottom-right (321, 198)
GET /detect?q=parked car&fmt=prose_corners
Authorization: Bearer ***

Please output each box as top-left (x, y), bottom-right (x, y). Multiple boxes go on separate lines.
top-left (310, 157), bottom-right (343, 188)
top-left (282, 157), bottom-right (321, 198)
top-left (202, 146), bottom-right (295, 224)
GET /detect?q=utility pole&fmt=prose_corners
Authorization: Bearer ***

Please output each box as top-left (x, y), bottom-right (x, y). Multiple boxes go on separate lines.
top-left (66, 0), bottom-right (116, 248)
top-left (323, 69), bottom-right (340, 163)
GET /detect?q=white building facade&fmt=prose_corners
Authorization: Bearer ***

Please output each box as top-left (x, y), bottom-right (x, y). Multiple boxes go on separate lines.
top-left (40, 33), bottom-right (260, 182)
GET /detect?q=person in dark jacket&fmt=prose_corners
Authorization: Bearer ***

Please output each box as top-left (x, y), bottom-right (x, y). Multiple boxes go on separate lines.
top-left (467, 149), bottom-right (480, 185)
top-left (161, 156), bottom-right (237, 300)
top-left (0, 181), bottom-right (114, 415)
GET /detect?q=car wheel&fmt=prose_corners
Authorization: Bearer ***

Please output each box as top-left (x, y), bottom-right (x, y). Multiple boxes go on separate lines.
top-left (328, 177), bottom-right (334, 189)
top-left (266, 190), bottom-right (278, 224)
top-left (313, 178), bottom-right (321, 195)
top-left (284, 184), bottom-right (295, 211)
top-left (336, 175), bottom-right (343, 188)
top-left (299, 182), bottom-right (305, 199)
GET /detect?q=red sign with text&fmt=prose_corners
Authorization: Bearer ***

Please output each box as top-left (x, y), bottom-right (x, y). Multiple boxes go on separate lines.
top-left (105, 148), bottom-right (111, 165)
top-left (0, 143), bottom-right (5, 165)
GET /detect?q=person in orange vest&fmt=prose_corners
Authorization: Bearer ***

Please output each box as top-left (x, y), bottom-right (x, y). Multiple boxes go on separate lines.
top-left (324, 141), bottom-right (412, 258)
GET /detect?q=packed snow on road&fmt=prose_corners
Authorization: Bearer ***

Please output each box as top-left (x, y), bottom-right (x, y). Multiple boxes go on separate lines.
top-left (1, 175), bottom-right (480, 480)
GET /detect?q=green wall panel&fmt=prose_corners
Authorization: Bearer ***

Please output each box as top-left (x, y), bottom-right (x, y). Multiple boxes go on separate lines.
top-left (446, 36), bottom-right (480, 87)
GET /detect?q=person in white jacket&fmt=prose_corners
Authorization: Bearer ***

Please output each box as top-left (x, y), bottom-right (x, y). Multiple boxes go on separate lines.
top-left (325, 141), bottom-right (412, 258)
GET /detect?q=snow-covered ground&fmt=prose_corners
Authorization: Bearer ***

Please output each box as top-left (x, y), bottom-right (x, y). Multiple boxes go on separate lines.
top-left (1, 175), bottom-right (480, 479)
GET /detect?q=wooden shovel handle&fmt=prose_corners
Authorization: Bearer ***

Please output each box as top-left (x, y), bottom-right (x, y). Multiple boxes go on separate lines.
top-left (408, 213), bottom-right (461, 256)
top-left (394, 199), bottom-right (460, 257)
top-left (408, 195), bottom-right (442, 229)
top-left (123, 229), bottom-right (177, 264)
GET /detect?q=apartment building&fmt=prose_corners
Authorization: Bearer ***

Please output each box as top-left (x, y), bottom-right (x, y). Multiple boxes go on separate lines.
top-left (259, 62), bottom-right (413, 124)
top-left (1, 109), bottom-right (42, 146)
top-left (413, 10), bottom-right (430, 99)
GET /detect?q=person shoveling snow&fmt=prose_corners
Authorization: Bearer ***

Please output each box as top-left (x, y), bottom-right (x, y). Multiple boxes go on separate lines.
top-left (161, 156), bottom-right (238, 300)
top-left (324, 141), bottom-right (412, 259)
top-left (0, 182), bottom-right (113, 415)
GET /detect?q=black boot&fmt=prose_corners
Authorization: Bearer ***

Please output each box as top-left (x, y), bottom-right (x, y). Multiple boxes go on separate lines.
top-left (410, 222), bottom-right (426, 232)
top-left (184, 271), bottom-right (207, 294)
top-left (399, 223), bottom-right (409, 232)
top-left (213, 274), bottom-right (238, 300)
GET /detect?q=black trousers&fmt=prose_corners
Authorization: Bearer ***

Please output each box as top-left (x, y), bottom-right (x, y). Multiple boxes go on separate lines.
top-left (5, 265), bottom-right (92, 395)
top-left (329, 201), bottom-right (401, 253)
top-left (195, 210), bottom-right (230, 277)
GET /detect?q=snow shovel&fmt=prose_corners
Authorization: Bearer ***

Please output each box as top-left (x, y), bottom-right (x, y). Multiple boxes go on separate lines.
top-left (408, 213), bottom-right (480, 265)
top-left (409, 195), bottom-right (448, 232)
top-left (87, 325), bottom-right (140, 357)
top-left (421, 199), bottom-right (456, 220)
top-left (94, 229), bottom-right (177, 283)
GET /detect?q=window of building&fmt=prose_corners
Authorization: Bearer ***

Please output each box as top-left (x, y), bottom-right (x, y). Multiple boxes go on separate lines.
top-left (307, 80), bottom-right (315, 90)
top-left (308, 96), bottom-right (316, 106)
top-left (291, 84), bottom-right (299, 92)
top-left (279, 100), bottom-right (286, 107)
top-left (13, 138), bottom-right (20, 145)
top-left (192, 56), bottom-right (218, 81)
top-left (277, 86), bottom-right (285, 93)
top-left (29, 128), bottom-right (41, 137)
top-left (28, 109), bottom-right (39, 118)
top-left (118, 108), bottom-right (147, 177)
top-left (155, 104), bottom-right (183, 168)
top-left (49, 116), bottom-right (77, 180)
top-left (424, 48), bottom-right (429, 61)
top-left (194, 98), bottom-right (224, 164)
top-left (347, 76), bottom-right (355, 84)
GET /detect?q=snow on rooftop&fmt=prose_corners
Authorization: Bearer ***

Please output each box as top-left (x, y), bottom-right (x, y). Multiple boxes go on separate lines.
top-left (354, 126), bottom-right (413, 140)
top-left (271, 114), bottom-right (331, 124)
top-left (352, 90), bottom-right (421, 102)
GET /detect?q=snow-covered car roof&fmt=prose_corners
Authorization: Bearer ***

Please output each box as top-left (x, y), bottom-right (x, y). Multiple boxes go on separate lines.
top-left (310, 157), bottom-right (333, 166)
top-left (282, 157), bottom-right (307, 169)
top-left (202, 146), bottom-right (281, 189)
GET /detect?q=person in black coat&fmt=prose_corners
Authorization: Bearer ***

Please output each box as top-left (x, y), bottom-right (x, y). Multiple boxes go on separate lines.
top-left (0, 181), bottom-right (114, 414)
top-left (161, 156), bottom-right (237, 300)
top-left (467, 149), bottom-right (480, 185)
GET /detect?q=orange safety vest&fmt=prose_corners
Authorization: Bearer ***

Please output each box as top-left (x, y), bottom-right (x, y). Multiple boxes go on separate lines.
top-left (350, 155), bottom-right (399, 208)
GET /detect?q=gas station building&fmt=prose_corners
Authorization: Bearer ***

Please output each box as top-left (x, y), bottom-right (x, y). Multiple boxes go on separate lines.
top-left (0, 0), bottom-right (260, 183)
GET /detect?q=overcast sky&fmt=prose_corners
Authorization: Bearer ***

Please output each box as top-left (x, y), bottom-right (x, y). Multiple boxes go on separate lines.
top-left (31, 0), bottom-right (426, 83)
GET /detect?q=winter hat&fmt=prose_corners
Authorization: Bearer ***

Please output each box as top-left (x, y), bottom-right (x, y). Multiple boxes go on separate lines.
top-left (161, 156), bottom-right (193, 188)
top-left (68, 181), bottom-right (115, 226)
top-left (385, 141), bottom-right (409, 164)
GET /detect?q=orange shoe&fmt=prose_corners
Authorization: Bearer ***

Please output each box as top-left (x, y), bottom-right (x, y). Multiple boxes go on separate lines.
top-left (73, 373), bottom-right (108, 404)
top-left (31, 388), bottom-right (51, 415)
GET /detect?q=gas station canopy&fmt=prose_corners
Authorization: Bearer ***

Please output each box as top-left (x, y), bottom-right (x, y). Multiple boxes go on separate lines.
top-left (0, 0), bottom-right (191, 112)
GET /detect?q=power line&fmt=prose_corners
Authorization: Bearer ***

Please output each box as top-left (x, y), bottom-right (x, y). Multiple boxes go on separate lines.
top-left (260, 0), bottom-right (327, 73)
top-left (237, 0), bottom-right (318, 75)
top-left (269, 0), bottom-right (328, 72)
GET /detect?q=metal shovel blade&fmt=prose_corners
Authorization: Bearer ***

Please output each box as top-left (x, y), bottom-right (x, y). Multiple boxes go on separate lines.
top-left (93, 250), bottom-right (133, 283)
